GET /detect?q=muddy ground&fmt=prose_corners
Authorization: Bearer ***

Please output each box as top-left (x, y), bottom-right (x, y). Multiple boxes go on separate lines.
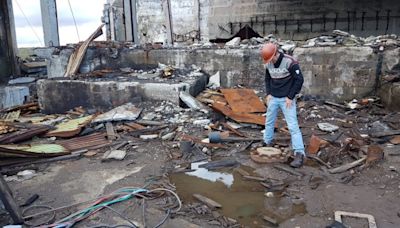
top-left (1, 99), bottom-right (400, 228)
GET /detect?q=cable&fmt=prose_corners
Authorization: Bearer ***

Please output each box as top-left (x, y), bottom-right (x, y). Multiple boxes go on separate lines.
top-left (153, 209), bottom-right (170, 228)
top-left (103, 205), bottom-right (138, 228)
top-left (67, 0), bottom-right (80, 41)
top-left (29, 187), bottom-right (181, 228)
top-left (14, 0), bottom-right (44, 46)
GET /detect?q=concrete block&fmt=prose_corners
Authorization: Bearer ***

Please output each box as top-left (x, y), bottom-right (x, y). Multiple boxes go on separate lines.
top-left (37, 72), bottom-right (208, 114)
top-left (2, 86), bottom-right (30, 108)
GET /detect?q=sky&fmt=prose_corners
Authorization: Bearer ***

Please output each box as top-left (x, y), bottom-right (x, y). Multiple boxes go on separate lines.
top-left (12, 0), bottom-right (107, 47)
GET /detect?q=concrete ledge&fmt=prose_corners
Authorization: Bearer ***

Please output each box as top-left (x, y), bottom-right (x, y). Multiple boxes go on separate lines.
top-left (37, 74), bottom-right (208, 114)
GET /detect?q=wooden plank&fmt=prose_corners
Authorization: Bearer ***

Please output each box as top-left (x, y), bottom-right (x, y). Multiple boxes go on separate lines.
top-left (328, 157), bottom-right (366, 174)
top-left (193, 194), bottom-right (222, 209)
top-left (0, 175), bottom-right (24, 224)
top-left (64, 24), bottom-right (104, 76)
top-left (105, 122), bottom-right (117, 140)
top-left (220, 89), bottom-right (266, 113)
top-left (273, 164), bottom-right (304, 177)
top-left (370, 129), bottom-right (400, 138)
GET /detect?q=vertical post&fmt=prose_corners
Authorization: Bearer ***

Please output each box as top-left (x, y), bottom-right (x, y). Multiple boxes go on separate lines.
top-left (40, 0), bottom-right (60, 46)
top-left (310, 19), bottom-right (313, 32)
top-left (323, 14), bottom-right (326, 31)
top-left (274, 15), bottom-right (277, 33)
top-left (196, 0), bottom-right (200, 40)
top-left (162, 0), bottom-right (173, 45)
top-left (131, 0), bottom-right (139, 44)
top-left (123, 0), bottom-right (133, 41)
top-left (229, 22), bottom-right (233, 35)
top-left (6, 0), bottom-right (19, 75)
top-left (376, 10), bottom-right (379, 30)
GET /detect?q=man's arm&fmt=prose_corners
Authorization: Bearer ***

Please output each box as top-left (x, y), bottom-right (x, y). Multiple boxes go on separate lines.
top-left (265, 68), bottom-right (271, 95)
top-left (287, 64), bottom-right (304, 100)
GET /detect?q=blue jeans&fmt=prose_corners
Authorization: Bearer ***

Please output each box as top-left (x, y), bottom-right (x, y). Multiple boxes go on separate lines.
top-left (264, 96), bottom-right (305, 155)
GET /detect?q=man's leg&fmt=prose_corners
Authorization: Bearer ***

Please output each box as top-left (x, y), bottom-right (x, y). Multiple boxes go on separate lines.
top-left (281, 99), bottom-right (305, 167)
top-left (264, 96), bottom-right (279, 145)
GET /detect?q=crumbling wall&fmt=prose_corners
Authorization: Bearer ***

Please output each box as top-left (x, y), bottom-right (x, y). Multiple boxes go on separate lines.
top-left (105, 0), bottom-right (400, 43)
top-left (44, 45), bottom-right (396, 101)
top-left (293, 47), bottom-right (377, 99)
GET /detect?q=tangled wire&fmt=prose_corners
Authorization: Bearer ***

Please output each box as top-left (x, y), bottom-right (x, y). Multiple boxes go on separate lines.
top-left (22, 187), bottom-right (181, 228)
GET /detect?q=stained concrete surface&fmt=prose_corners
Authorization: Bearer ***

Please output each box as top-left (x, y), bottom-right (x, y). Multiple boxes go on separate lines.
top-left (44, 46), bottom-right (399, 102)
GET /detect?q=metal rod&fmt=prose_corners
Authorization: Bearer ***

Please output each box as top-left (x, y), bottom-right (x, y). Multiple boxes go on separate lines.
top-left (334, 12), bottom-right (338, 29)
top-left (347, 11), bottom-right (350, 31)
top-left (310, 19), bottom-right (313, 32)
top-left (284, 19), bottom-right (287, 33)
top-left (361, 11), bottom-right (365, 31)
top-left (376, 10), bottom-right (379, 30)
top-left (229, 22), bottom-right (233, 35)
top-left (297, 20), bottom-right (300, 32)
top-left (323, 14), bottom-right (326, 31)
top-left (386, 10), bottom-right (390, 33)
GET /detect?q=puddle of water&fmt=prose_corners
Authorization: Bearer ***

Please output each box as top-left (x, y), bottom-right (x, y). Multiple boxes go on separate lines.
top-left (170, 164), bottom-right (306, 227)
top-left (185, 161), bottom-right (234, 187)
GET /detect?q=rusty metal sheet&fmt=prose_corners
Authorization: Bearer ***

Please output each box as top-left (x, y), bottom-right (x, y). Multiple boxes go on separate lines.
top-left (220, 89), bottom-right (266, 113)
top-left (212, 102), bottom-right (265, 126)
top-left (58, 133), bottom-right (110, 151)
top-left (0, 144), bottom-right (69, 158)
top-left (46, 115), bottom-right (94, 138)
top-left (0, 125), bottom-right (51, 144)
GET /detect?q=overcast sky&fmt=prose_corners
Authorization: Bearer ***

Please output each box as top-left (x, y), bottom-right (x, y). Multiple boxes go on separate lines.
top-left (12, 0), bottom-right (106, 47)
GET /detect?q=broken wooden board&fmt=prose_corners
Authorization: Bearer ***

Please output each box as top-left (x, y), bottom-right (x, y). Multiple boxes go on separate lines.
top-left (328, 157), bottom-right (366, 174)
top-left (220, 89), bottom-right (266, 113)
top-left (64, 24), bottom-right (104, 76)
top-left (0, 125), bottom-right (51, 144)
top-left (0, 144), bottom-right (69, 158)
top-left (212, 102), bottom-right (265, 126)
top-left (46, 115), bottom-right (94, 138)
top-left (193, 194), bottom-right (222, 209)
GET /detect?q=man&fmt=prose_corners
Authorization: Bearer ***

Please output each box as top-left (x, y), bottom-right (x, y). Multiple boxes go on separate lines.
top-left (261, 43), bottom-right (305, 168)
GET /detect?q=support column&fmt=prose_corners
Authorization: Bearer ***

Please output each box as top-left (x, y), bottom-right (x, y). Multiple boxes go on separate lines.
top-left (40, 0), bottom-right (60, 46)
top-left (162, 0), bottom-right (173, 45)
top-left (0, 0), bottom-right (19, 80)
top-left (131, 0), bottom-right (139, 44)
top-left (123, 0), bottom-right (133, 41)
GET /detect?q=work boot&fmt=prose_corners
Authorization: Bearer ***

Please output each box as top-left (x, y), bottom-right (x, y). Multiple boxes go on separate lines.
top-left (290, 153), bottom-right (304, 168)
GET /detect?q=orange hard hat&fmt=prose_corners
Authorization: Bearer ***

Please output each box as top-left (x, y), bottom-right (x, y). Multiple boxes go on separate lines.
top-left (261, 43), bottom-right (277, 63)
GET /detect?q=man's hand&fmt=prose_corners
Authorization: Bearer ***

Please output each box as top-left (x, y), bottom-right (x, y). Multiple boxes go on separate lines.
top-left (285, 97), bottom-right (293, 109)
top-left (265, 95), bottom-right (272, 105)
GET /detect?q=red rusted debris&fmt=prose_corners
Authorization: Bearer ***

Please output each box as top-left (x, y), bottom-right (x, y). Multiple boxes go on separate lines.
top-left (389, 135), bottom-right (400, 145)
top-left (220, 89), bottom-right (266, 113)
top-left (212, 102), bottom-right (265, 126)
top-left (366, 145), bottom-right (384, 165)
top-left (58, 133), bottom-right (110, 151)
top-left (307, 134), bottom-right (329, 154)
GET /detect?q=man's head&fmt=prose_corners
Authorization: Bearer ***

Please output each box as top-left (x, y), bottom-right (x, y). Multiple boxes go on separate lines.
top-left (261, 43), bottom-right (279, 64)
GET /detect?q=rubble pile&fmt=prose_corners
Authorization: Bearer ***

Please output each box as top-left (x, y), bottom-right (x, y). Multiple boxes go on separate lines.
top-left (217, 29), bottom-right (399, 51)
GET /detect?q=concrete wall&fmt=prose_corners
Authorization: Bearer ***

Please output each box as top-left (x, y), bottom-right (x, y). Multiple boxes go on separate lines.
top-left (208, 0), bottom-right (400, 40)
top-left (105, 0), bottom-right (400, 44)
top-left (45, 46), bottom-right (400, 101)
